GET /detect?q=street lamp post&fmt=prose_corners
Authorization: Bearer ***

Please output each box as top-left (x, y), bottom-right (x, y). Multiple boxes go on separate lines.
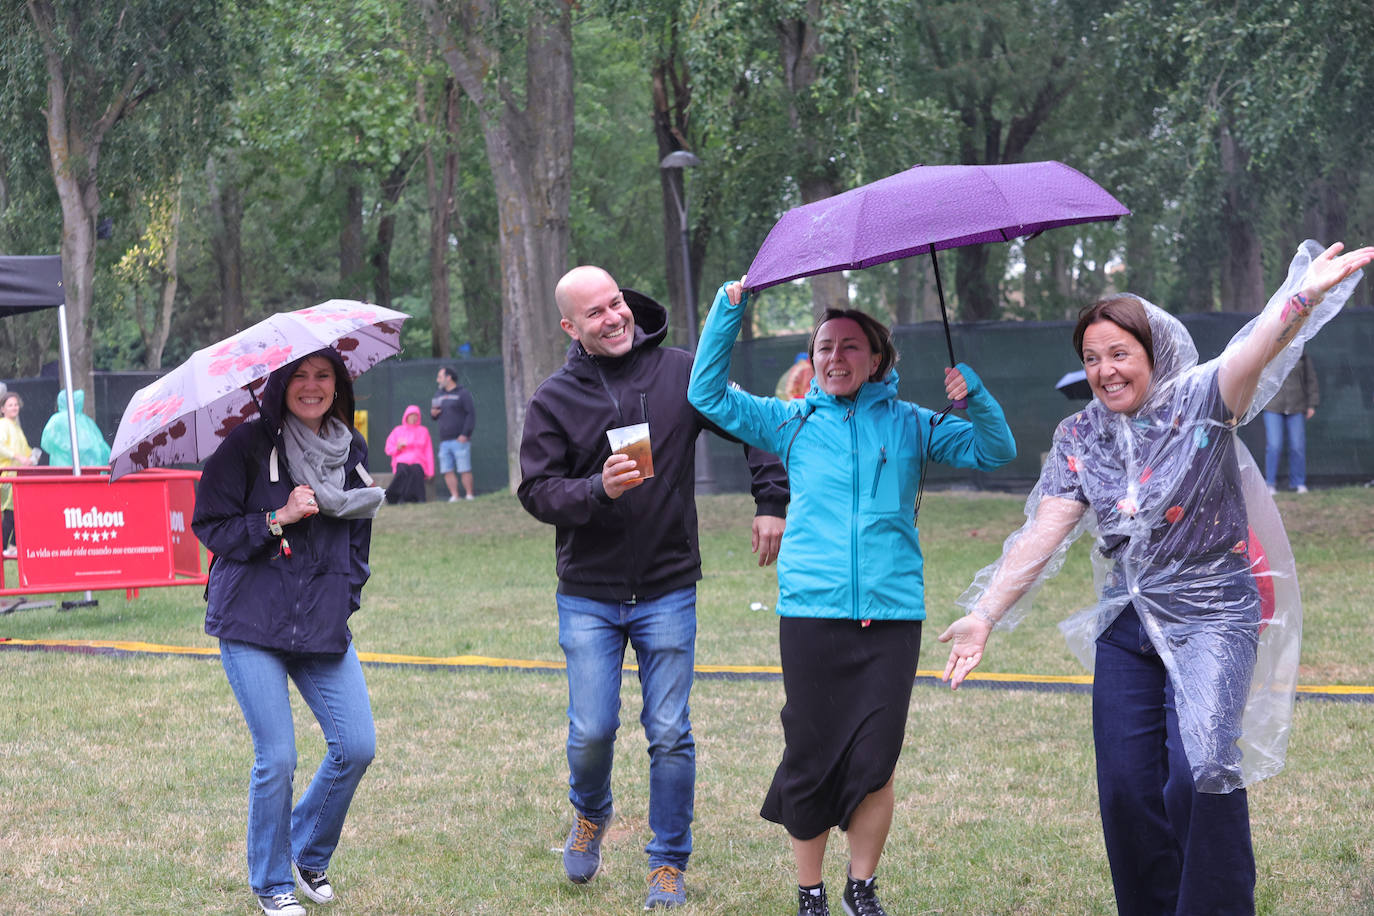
top-left (660, 150), bottom-right (715, 494)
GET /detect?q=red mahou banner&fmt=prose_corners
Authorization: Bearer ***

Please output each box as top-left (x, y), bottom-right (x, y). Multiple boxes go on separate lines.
top-left (2, 468), bottom-right (207, 596)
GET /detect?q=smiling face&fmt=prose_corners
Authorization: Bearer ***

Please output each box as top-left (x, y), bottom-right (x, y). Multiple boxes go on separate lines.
top-left (1, 395), bottom-right (18, 420)
top-left (1081, 319), bottom-right (1153, 414)
top-left (285, 356), bottom-right (337, 431)
top-left (556, 267), bottom-right (635, 359)
top-left (812, 317), bottom-right (882, 399)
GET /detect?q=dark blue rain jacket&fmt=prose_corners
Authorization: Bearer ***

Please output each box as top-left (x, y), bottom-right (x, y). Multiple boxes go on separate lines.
top-left (191, 360), bottom-right (373, 654)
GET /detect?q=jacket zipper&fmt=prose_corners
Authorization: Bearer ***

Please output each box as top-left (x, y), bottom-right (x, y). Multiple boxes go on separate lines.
top-left (870, 445), bottom-right (887, 499)
top-left (592, 359), bottom-right (644, 598)
top-left (847, 406), bottom-right (860, 621)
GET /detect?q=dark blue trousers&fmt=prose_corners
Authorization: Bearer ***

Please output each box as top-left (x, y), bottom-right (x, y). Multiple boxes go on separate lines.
top-left (1093, 607), bottom-right (1255, 916)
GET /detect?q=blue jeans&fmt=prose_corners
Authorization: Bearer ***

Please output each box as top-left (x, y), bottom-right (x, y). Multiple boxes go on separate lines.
top-left (1262, 410), bottom-right (1306, 489)
top-left (219, 639), bottom-right (376, 897)
top-left (556, 586), bottom-right (697, 870)
top-left (1093, 608), bottom-right (1254, 916)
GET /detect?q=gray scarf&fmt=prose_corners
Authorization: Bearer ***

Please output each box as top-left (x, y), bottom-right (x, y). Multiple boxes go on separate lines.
top-left (281, 413), bottom-right (385, 519)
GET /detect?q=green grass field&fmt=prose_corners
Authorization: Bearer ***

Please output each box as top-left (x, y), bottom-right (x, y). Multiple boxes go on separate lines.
top-left (2, 489), bottom-right (1372, 915)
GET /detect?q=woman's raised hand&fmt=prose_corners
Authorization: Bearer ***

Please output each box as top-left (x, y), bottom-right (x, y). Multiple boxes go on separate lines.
top-left (1306, 243), bottom-right (1374, 297)
top-left (944, 366), bottom-right (969, 402)
top-left (725, 275), bottom-right (748, 306)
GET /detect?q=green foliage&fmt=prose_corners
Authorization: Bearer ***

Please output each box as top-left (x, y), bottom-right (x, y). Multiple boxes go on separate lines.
top-left (3, 0), bottom-right (1374, 384)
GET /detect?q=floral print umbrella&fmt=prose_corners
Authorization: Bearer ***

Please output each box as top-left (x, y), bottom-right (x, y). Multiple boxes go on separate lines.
top-left (109, 300), bottom-right (408, 480)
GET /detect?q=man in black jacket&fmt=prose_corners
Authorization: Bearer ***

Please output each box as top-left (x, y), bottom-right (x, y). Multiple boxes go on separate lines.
top-left (518, 265), bottom-right (788, 910)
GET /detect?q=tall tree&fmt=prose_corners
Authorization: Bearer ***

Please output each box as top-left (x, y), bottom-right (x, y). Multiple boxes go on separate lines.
top-left (418, 74), bottom-right (461, 357)
top-left (12, 0), bottom-right (230, 409)
top-left (418, 0), bottom-right (574, 486)
top-left (111, 176), bottom-right (183, 369)
top-left (909, 0), bottom-right (1107, 319)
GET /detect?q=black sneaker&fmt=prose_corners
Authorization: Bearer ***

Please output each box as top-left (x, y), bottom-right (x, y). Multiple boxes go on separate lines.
top-left (256, 893), bottom-right (306, 916)
top-left (842, 873), bottom-right (889, 916)
top-left (798, 883), bottom-right (831, 915)
top-left (563, 809), bottom-right (611, 883)
top-left (292, 861), bottom-right (335, 904)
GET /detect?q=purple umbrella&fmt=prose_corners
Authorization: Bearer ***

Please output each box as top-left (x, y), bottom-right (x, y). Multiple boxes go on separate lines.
top-left (744, 160), bottom-right (1130, 377)
top-left (109, 300), bottom-right (409, 480)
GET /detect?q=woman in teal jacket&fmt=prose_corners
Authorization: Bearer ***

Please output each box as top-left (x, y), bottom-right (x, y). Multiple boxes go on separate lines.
top-left (689, 278), bottom-right (1015, 916)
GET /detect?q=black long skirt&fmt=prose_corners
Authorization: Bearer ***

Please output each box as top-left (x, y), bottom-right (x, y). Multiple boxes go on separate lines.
top-left (760, 617), bottom-right (922, 840)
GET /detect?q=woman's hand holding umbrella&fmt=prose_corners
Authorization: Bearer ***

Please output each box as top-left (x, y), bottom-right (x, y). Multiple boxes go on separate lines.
top-left (944, 367), bottom-right (969, 402)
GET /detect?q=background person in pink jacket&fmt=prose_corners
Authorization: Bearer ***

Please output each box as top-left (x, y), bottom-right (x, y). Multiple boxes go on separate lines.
top-left (383, 405), bottom-right (435, 504)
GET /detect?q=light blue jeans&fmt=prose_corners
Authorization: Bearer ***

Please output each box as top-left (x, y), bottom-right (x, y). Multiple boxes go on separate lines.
top-left (556, 586), bottom-right (697, 870)
top-left (219, 639), bottom-right (376, 897)
top-left (1262, 410), bottom-right (1306, 489)
top-left (438, 438), bottom-right (472, 474)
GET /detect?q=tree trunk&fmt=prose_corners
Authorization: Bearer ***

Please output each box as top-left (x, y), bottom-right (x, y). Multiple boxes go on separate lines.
top-left (206, 154), bottom-right (246, 335)
top-left (339, 167), bottom-right (366, 299)
top-left (1303, 166), bottom-right (1351, 250)
top-left (650, 41), bottom-right (694, 348)
top-left (777, 9), bottom-right (850, 319)
top-left (144, 182), bottom-right (181, 370)
top-left (1123, 208), bottom-right (1156, 304)
top-left (422, 76), bottom-right (460, 358)
top-left (420, 0), bottom-right (574, 490)
top-left (1218, 124), bottom-right (1264, 312)
top-left (955, 245), bottom-right (998, 320)
top-left (371, 160), bottom-right (411, 310)
top-left (32, 0), bottom-right (113, 416)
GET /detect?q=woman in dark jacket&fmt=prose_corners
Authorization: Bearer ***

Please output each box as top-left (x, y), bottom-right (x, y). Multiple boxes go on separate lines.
top-left (192, 347), bottom-right (385, 916)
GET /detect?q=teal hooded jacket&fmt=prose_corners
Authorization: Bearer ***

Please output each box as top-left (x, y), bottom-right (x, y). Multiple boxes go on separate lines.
top-left (688, 284), bottom-right (1016, 622)
top-left (40, 389), bottom-right (112, 467)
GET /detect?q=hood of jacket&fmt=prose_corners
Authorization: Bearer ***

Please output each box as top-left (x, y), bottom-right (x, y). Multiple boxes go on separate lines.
top-left (402, 404), bottom-right (422, 425)
top-left (53, 389), bottom-right (85, 414)
top-left (258, 346), bottom-right (354, 434)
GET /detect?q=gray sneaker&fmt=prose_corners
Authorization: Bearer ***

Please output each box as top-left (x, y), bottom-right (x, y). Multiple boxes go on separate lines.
top-left (256, 893), bottom-right (306, 916)
top-left (644, 865), bottom-right (686, 909)
top-left (563, 810), bottom-right (611, 883)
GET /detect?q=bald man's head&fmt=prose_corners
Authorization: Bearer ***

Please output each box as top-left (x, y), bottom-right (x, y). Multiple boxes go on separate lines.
top-left (555, 266), bottom-right (635, 358)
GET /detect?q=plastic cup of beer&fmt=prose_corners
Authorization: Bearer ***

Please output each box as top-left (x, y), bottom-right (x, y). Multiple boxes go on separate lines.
top-left (606, 422), bottom-right (654, 481)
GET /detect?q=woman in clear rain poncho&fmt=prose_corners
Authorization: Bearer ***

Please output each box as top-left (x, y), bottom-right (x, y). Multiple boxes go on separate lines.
top-left (938, 241), bottom-right (1374, 916)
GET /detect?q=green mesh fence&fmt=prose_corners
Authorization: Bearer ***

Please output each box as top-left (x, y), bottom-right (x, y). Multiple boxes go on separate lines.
top-left (21, 309), bottom-right (1370, 495)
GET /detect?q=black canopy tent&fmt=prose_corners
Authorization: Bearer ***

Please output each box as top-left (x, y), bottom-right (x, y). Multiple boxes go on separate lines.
top-left (0, 255), bottom-right (82, 473)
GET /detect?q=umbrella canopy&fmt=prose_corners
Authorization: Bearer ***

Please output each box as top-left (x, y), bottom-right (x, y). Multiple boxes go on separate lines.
top-left (110, 300), bottom-right (409, 480)
top-left (1055, 369), bottom-right (1093, 400)
top-left (744, 160), bottom-right (1130, 291)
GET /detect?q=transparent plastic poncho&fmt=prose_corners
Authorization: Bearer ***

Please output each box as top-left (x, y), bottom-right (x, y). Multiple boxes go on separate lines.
top-left (959, 241), bottom-right (1365, 792)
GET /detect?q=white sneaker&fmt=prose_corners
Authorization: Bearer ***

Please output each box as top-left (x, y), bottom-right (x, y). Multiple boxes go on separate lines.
top-left (448, 496), bottom-right (459, 503)
top-left (2, 546), bottom-right (15, 559)
top-left (464, 494), bottom-right (475, 500)
top-left (1295, 485), bottom-right (1309, 494)
top-left (1267, 485), bottom-right (1277, 496)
